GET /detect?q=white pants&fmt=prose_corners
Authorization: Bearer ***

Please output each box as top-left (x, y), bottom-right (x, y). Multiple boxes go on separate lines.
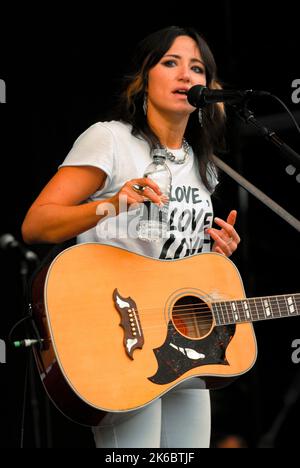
top-left (92, 388), bottom-right (211, 448)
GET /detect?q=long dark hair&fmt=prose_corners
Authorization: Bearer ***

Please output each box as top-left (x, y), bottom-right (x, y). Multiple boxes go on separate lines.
top-left (110, 26), bottom-right (225, 191)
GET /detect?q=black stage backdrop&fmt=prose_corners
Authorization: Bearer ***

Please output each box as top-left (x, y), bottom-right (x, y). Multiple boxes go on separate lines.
top-left (0, 2), bottom-right (299, 448)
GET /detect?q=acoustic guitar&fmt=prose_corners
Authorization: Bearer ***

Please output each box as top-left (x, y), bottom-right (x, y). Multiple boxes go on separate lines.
top-left (30, 243), bottom-right (299, 426)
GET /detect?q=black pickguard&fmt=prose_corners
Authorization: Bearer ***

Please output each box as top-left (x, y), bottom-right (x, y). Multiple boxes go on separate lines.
top-left (148, 323), bottom-right (235, 385)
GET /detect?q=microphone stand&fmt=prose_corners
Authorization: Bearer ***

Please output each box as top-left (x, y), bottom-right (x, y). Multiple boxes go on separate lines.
top-left (20, 255), bottom-right (43, 448)
top-left (213, 103), bottom-right (300, 233)
top-left (9, 246), bottom-right (46, 447)
top-left (233, 104), bottom-right (300, 171)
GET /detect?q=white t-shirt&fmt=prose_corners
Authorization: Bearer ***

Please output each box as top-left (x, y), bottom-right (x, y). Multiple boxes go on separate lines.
top-left (59, 120), bottom-right (218, 260)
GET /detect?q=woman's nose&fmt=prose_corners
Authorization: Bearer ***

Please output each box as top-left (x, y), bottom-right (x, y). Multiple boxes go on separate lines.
top-left (178, 66), bottom-right (191, 82)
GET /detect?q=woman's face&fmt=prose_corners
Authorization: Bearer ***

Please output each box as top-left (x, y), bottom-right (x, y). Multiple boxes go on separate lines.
top-left (147, 35), bottom-right (207, 118)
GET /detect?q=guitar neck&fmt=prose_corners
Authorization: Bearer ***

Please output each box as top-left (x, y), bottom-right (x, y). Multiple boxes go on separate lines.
top-left (213, 294), bottom-right (300, 326)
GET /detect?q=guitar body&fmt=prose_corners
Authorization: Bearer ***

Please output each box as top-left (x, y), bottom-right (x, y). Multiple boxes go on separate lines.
top-left (31, 243), bottom-right (257, 426)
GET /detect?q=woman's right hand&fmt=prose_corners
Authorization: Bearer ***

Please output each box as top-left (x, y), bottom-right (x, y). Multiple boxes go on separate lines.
top-left (110, 178), bottom-right (168, 215)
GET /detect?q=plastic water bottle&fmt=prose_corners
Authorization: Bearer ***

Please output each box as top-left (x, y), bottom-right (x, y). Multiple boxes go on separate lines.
top-left (137, 149), bottom-right (172, 242)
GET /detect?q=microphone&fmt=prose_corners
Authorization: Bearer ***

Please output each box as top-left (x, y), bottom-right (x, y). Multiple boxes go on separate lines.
top-left (0, 233), bottom-right (39, 263)
top-left (187, 85), bottom-right (270, 108)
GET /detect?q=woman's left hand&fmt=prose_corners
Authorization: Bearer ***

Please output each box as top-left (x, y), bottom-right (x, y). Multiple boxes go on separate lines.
top-left (206, 210), bottom-right (241, 257)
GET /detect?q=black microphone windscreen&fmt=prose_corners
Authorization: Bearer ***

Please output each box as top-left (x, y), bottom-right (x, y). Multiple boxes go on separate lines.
top-left (187, 85), bottom-right (206, 108)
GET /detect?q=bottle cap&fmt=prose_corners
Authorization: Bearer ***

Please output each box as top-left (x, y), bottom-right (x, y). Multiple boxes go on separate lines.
top-left (151, 148), bottom-right (167, 160)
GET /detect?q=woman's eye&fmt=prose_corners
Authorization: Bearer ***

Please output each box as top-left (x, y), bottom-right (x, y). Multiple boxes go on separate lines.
top-left (162, 60), bottom-right (177, 67)
top-left (162, 61), bottom-right (205, 74)
top-left (192, 66), bottom-right (205, 74)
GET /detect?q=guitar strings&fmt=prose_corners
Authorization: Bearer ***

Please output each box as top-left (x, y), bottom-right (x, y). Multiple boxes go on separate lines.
top-left (137, 309), bottom-right (300, 322)
top-left (171, 296), bottom-right (300, 309)
top-left (132, 298), bottom-right (300, 331)
top-left (118, 311), bottom-right (298, 334)
top-left (139, 295), bottom-right (300, 311)
top-left (120, 301), bottom-right (300, 332)
top-left (135, 298), bottom-right (300, 316)
top-left (133, 296), bottom-right (300, 315)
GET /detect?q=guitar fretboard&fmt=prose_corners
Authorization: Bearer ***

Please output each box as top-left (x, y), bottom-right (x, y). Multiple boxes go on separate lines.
top-left (212, 294), bottom-right (300, 326)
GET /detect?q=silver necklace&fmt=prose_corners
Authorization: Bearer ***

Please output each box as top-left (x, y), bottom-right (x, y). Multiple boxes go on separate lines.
top-left (162, 139), bottom-right (190, 165)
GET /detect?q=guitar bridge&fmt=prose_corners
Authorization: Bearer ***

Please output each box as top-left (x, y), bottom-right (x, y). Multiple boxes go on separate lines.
top-left (113, 289), bottom-right (144, 359)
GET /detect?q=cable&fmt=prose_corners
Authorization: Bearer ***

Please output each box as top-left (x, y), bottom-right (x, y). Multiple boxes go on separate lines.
top-left (268, 94), bottom-right (300, 180)
top-left (20, 353), bottom-right (29, 448)
top-left (8, 316), bottom-right (32, 347)
top-left (269, 94), bottom-right (300, 136)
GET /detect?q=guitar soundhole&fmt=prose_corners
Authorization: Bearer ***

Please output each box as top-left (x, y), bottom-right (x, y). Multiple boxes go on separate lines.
top-left (172, 296), bottom-right (213, 339)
